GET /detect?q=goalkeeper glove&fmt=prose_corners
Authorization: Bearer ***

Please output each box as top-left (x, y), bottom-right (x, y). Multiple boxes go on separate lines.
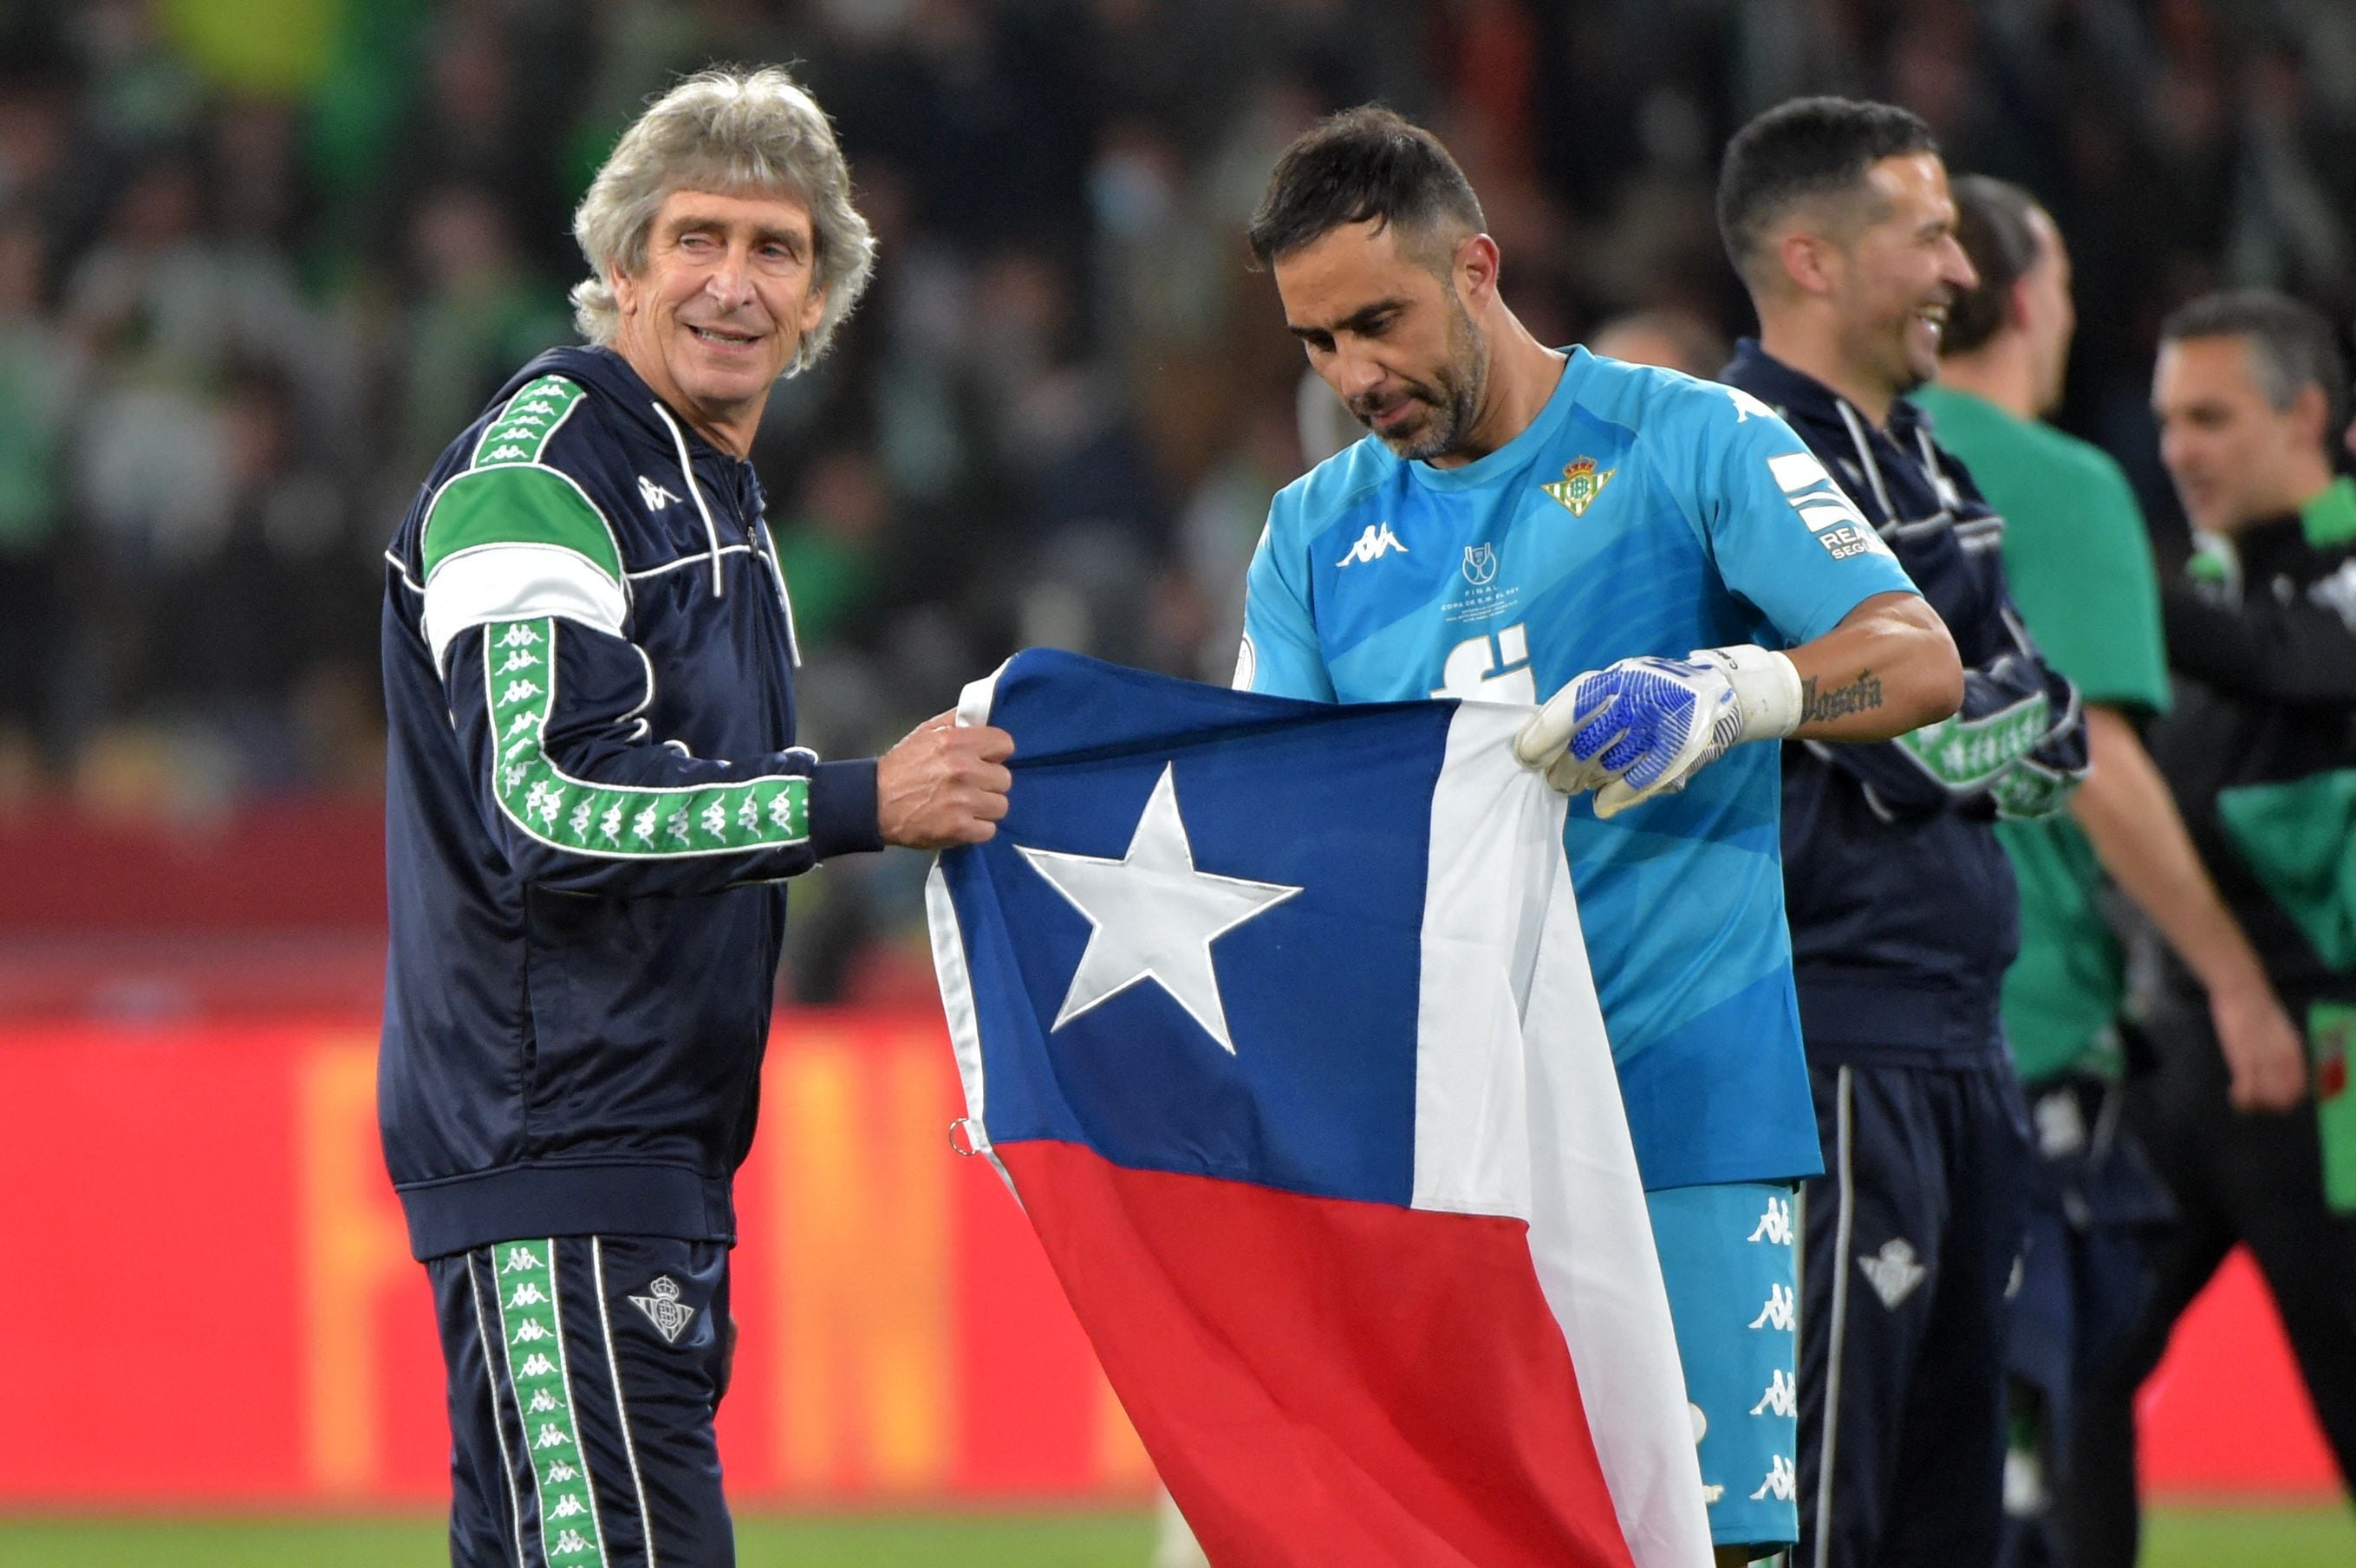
top-left (1513, 645), bottom-right (1802, 818)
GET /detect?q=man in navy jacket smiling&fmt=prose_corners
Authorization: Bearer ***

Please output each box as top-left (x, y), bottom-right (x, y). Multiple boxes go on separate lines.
top-left (1717, 97), bottom-right (2087, 1568)
top-left (380, 68), bottom-right (1010, 1568)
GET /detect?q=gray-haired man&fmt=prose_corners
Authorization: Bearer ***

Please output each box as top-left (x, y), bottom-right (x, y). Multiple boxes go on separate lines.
top-left (379, 68), bottom-right (1011, 1566)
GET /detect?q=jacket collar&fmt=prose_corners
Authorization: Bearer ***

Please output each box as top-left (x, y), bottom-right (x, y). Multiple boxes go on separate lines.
top-left (1722, 339), bottom-right (1936, 441)
top-left (496, 345), bottom-right (757, 477)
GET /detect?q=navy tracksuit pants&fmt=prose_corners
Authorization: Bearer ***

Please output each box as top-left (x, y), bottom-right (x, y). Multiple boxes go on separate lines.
top-left (428, 1234), bottom-right (735, 1568)
top-left (1795, 1058), bottom-right (2033, 1568)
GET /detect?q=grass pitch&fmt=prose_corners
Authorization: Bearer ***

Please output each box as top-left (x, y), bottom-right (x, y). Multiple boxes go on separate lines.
top-left (0, 1504), bottom-right (2346, 1564)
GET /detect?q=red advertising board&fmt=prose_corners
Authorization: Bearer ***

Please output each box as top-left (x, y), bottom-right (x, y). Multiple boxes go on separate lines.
top-left (0, 1017), bottom-right (2337, 1506)
top-left (0, 1017), bottom-right (1151, 1506)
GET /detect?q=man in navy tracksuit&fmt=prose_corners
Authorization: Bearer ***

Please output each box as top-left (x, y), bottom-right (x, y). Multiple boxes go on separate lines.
top-left (1716, 101), bottom-right (2089, 1567)
top-left (380, 69), bottom-right (1011, 1567)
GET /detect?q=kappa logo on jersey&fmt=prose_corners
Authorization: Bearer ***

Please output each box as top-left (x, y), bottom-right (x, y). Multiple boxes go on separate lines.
top-left (1461, 543), bottom-right (1499, 584)
top-left (1749, 1369), bottom-right (1797, 1418)
top-left (1540, 456), bottom-right (1616, 517)
top-left (629, 1275), bottom-right (697, 1344)
top-left (1750, 1454), bottom-right (1797, 1502)
top-left (1747, 1194), bottom-right (1793, 1246)
top-left (1858, 1238), bottom-right (1930, 1310)
top-left (1747, 1282), bottom-right (1795, 1331)
top-left (1724, 385), bottom-right (1776, 423)
top-left (1766, 452), bottom-right (1893, 561)
top-left (638, 475), bottom-right (684, 511)
top-left (1336, 523), bottom-right (1408, 566)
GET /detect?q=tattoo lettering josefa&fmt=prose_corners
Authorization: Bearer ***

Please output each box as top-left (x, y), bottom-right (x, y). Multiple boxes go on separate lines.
top-left (1800, 671), bottom-right (1884, 725)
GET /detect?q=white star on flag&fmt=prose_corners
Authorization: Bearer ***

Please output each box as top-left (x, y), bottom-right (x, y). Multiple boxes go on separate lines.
top-left (1017, 763), bottom-right (1300, 1055)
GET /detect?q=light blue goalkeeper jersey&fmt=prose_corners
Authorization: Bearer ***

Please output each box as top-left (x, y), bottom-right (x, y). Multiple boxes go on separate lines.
top-left (1238, 348), bottom-right (1920, 1189)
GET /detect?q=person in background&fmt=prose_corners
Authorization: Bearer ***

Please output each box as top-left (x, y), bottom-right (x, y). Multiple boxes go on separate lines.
top-left (1591, 306), bottom-right (1730, 382)
top-left (1716, 97), bottom-right (2089, 1568)
top-left (1917, 173), bottom-right (2307, 1566)
top-left (2053, 289), bottom-right (2356, 1568)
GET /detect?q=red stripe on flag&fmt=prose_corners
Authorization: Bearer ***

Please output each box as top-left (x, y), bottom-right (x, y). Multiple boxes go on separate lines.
top-left (999, 1140), bottom-right (1639, 1568)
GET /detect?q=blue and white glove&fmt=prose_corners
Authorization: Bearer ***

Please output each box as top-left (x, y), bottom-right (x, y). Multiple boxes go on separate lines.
top-left (1513, 645), bottom-right (1804, 818)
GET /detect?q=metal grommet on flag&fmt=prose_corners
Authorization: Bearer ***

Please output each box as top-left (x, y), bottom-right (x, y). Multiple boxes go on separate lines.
top-left (947, 1118), bottom-right (981, 1156)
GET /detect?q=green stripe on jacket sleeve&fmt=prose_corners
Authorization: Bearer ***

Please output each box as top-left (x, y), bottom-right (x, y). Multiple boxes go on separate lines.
top-left (485, 618), bottom-right (811, 857)
top-left (424, 465), bottom-right (624, 582)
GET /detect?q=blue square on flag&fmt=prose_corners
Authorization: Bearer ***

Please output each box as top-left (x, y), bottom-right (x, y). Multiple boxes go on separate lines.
top-left (942, 656), bottom-right (1451, 1206)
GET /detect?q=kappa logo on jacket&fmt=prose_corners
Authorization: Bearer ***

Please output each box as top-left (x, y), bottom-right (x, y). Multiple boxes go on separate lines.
top-left (638, 474), bottom-right (684, 511)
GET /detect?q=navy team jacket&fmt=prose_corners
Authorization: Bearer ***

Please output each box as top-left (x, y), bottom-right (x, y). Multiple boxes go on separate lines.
top-left (1723, 342), bottom-right (2088, 1068)
top-left (380, 345), bottom-right (882, 1260)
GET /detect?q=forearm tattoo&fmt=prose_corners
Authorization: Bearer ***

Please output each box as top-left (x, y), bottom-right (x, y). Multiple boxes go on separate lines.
top-left (1800, 671), bottom-right (1884, 725)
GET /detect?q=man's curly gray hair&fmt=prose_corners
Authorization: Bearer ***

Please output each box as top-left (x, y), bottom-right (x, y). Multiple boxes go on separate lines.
top-left (570, 66), bottom-right (876, 376)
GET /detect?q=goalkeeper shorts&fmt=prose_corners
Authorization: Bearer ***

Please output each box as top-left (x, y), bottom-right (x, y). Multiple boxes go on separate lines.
top-left (1648, 1180), bottom-right (1801, 1553)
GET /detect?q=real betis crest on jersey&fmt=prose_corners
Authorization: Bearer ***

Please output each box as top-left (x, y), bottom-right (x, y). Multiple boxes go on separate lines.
top-left (1542, 456), bottom-right (1616, 517)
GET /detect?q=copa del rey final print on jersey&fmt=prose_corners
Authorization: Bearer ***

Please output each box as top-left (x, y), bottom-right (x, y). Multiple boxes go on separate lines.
top-left (924, 650), bottom-right (1712, 1568)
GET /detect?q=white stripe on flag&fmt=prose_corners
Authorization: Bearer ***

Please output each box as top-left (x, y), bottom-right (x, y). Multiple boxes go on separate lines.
top-left (927, 861), bottom-right (1018, 1200)
top-left (1424, 702), bottom-right (1715, 1568)
top-left (1409, 701), bottom-right (1557, 1218)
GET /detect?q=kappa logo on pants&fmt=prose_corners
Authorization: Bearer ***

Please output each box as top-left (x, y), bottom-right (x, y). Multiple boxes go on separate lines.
top-left (628, 1275), bottom-right (697, 1344)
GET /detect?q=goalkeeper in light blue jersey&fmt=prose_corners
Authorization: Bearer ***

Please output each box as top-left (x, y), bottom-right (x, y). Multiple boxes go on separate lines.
top-left (1207, 108), bottom-right (1966, 1568)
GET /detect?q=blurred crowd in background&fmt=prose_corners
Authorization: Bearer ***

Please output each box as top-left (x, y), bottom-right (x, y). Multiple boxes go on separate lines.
top-left (7, 0), bottom-right (2356, 998)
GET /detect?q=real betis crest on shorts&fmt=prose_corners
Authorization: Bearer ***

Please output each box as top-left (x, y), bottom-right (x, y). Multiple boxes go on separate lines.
top-left (1542, 456), bottom-right (1617, 517)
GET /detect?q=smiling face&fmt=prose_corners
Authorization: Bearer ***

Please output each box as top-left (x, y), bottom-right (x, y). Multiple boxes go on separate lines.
top-left (1271, 218), bottom-right (1491, 465)
top-left (1826, 153), bottom-right (1977, 401)
top-left (610, 187), bottom-right (828, 452)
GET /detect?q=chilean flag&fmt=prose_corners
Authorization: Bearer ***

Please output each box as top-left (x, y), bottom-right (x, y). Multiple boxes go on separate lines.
top-left (926, 650), bottom-right (1709, 1568)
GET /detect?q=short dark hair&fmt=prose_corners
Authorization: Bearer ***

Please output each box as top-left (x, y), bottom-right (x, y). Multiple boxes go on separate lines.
top-left (1246, 106), bottom-right (1485, 270)
top-left (1943, 176), bottom-right (2045, 356)
top-left (1716, 97), bottom-right (1940, 285)
top-left (2161, 288), bottom-right (2351, 439)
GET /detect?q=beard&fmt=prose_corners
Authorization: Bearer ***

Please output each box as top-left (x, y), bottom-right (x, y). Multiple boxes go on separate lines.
top-left (1353, 293), bottom-right (1490, 462)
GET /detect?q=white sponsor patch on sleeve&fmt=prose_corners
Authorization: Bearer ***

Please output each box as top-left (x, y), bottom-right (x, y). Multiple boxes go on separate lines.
top-left (1767, 452), bottom-right (1894, 560)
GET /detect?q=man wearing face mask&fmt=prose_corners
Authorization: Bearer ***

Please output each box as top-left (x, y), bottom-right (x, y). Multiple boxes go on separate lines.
top-left (1716, 100), bottom-right (2090, 1568)
top-left (2052, 290), bottom-right (2356, 1568)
